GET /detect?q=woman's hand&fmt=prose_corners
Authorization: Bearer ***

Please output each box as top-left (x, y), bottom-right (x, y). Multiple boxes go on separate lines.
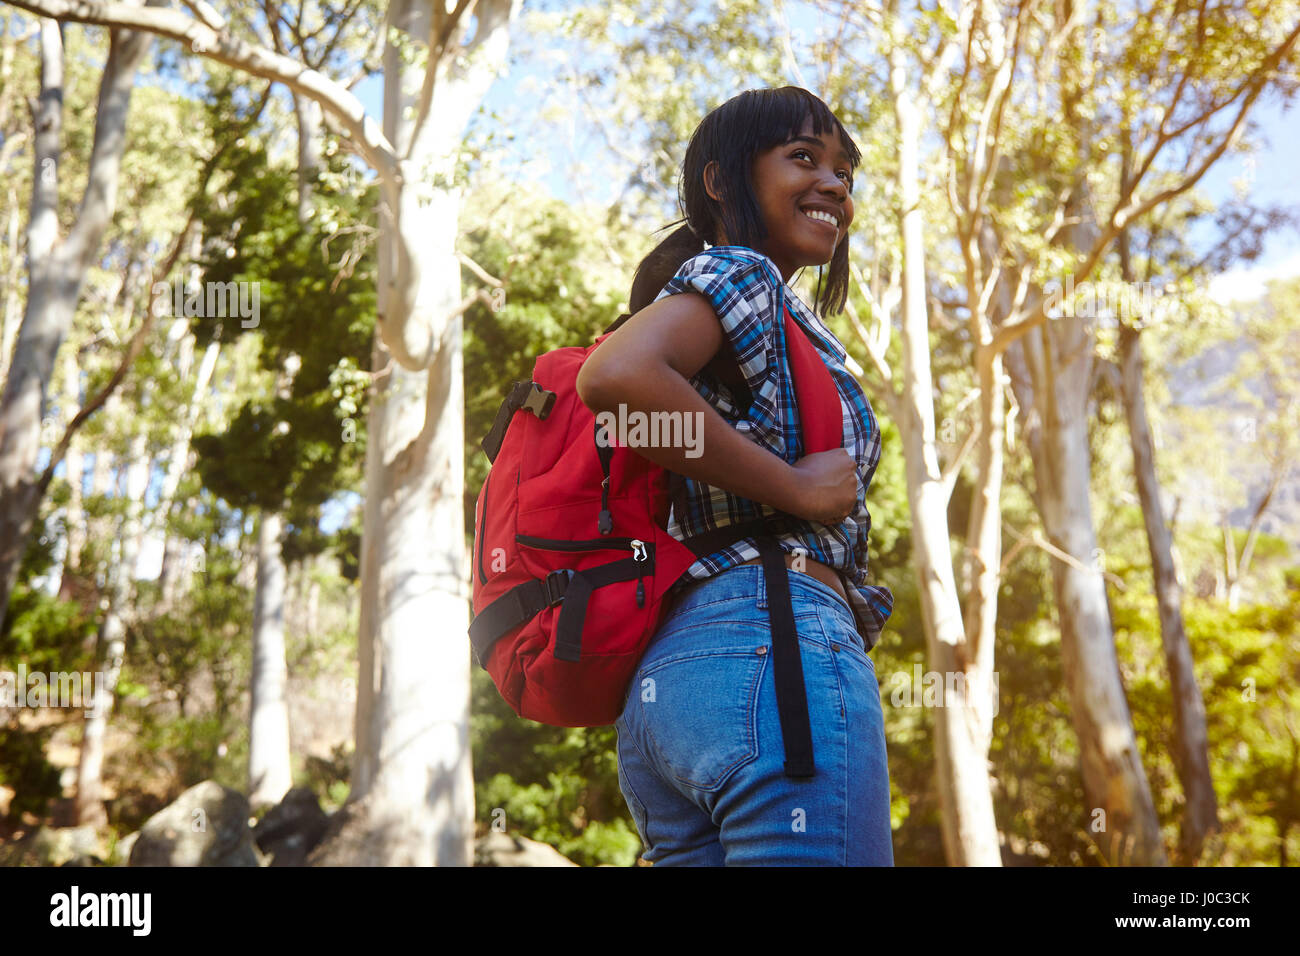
top-left (784, 447), bottom-right (858, 525)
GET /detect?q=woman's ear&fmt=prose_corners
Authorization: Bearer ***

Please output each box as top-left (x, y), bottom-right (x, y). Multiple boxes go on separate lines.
top-left (703, 161), bottom-right (723, 203)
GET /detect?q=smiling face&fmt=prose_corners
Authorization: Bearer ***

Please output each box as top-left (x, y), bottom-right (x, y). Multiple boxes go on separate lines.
top-left (705, 115), bottom-right (855, 282)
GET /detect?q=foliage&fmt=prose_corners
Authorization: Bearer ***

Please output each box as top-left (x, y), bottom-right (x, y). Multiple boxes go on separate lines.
top-left (188, 78), bottom-right (375, 546)
top-left (0, 722), bottom-right (63, 823)
top-left (471, 666), bottom-right (641, 867)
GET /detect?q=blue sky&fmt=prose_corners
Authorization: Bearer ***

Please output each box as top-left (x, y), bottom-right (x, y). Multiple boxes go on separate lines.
top-left (350, 1), bottom-right (1299, 301)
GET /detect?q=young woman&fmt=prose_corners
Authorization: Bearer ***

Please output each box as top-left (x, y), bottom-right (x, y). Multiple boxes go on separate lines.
top-left (576, 87), bottom-right (893, 866)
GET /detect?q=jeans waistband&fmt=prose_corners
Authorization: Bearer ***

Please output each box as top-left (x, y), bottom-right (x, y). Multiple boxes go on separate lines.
top-left (669, 563), bottom-right (853, 620)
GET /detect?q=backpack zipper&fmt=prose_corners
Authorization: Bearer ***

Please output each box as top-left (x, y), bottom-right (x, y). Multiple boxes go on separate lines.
top-left (476, 469), bottom-right (494, 584)
top-left (515, 535), bottom-right (650, 607)
top-left (516, 534), bottom-right (641, 551)
top-left (632, 538), bottom-right (647, 607)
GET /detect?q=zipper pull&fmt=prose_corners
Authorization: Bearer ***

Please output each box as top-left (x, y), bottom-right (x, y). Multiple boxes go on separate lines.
top-left (598, 476), bottom-right (613, 535)
top-left (632, 539), bottom-right (647, 607)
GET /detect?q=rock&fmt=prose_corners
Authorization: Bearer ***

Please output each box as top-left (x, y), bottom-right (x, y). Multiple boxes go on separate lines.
top-left (109, 830), bottom-right (138, 866)
top-left (0, 824), bottom-right (104, 866)
top-left (127, 781), bottom-right (258, 867)
top-left (474, 831), bottom-right (578, 867)
top-left (251, 787), bottom-right (330, 866)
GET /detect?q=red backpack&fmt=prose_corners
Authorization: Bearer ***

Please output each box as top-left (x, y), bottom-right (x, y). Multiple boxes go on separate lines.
top-left (469, 302), bottom-right (843, 777)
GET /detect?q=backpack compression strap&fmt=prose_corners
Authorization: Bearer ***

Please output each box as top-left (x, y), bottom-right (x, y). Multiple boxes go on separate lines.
top-left (480, 381), bottom-right (556, 464)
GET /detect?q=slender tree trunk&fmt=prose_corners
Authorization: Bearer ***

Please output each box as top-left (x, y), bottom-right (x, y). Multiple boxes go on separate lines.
top-left (1225, 469), bottom-right (1284, 611)
top-left (74, 429), bottom-right (147, 826)
top-left (152, 331), bottom-right (219, 609)
top-left (306, 568), bottom-right (321, 638)
top-left (0, 10), bottom-right (157, 632)
top-left (961, 221), bottom-right (1011, 732)
top-left (0, 13), bottom-right (26, 387)
top-left (294, 93), bottom-right (323, 223)
top-left (1006, 314), bottom-right (1167, 865)
top-left (1116, 312), bottom-right (1218, 859)
top-left (1, 186), bottom-right (21, 385)
top-left (245, 84), bottom-right (328, 810)
top-left (55, 341), bottom-right (83, 595)
top-left (85, 437), bottom-right (115, 617)
top-left (317, 0), bottom-right (520, 868)
top-left (890, 51), bottom-right (1000, 867)
top-left (249, 510), bottom-right (292, 807)
top-left (960, 344), bottom-right (1004, 748)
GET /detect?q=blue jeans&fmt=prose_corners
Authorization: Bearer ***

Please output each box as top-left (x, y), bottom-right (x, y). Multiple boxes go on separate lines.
top-left (614, 564), bottom-right (893, 866)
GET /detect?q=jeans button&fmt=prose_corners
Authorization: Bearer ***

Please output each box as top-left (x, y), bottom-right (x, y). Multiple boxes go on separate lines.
top-left (831, 643), bottom-right (840, 652)
top-left (756, 646), bottom-right (767, 656)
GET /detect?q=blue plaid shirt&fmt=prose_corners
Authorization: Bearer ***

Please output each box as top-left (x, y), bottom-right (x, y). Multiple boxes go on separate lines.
top-left (657, 245), bottom-right (894, 650)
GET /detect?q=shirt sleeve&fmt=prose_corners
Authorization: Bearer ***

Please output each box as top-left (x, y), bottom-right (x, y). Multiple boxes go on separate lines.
top-left (652, 249), bottom-right (786, 448)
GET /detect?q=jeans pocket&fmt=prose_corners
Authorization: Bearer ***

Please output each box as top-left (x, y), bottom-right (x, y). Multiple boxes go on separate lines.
top-left (638, 643), bottom-right (768, 792)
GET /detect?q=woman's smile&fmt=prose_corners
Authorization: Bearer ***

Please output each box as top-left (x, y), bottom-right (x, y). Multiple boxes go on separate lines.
top-left (746, 116), bottom-right (855, 281)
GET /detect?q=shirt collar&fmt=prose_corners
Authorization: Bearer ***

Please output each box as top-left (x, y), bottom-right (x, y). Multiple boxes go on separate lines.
top-left (705, 245), bottom-right (848, 364)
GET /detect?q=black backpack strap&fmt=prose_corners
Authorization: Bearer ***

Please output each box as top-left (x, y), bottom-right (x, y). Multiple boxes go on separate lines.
top-left (756, 535), bottom-right (816, 778)
top-left (679, 513), bottom-right (816, 778)
top-left (593, 420), bottom-right (615, 535)
top-left (678, 513), bottom-right (796, 559)
top-left (469, 549), bottom-right (657, 669)
top-left (553, 548), bottom-right (655, 662)
top-left (469, 569), bottom-right (573, 669)
top-left (480, 380), bottom-right (556, 463)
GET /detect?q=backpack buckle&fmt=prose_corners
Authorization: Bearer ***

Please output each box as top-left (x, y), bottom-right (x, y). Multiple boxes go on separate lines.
top-left (543, 569), bottom-right (573, 607)
top-left (521, 383), bottom-right (556, 420)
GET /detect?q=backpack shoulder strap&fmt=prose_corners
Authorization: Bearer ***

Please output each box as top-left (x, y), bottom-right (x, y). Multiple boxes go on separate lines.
top-left (782, 302), bottom-right (842, 454)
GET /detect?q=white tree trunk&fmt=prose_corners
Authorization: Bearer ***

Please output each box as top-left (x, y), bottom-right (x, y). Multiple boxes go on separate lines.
top-left (309, 0), bottom-right (515, 868)
top-left (55, 342), bottom-right (84, 594)
top-left (1117, 316), bottom-right (1218, 863)
top-left (891, 66), bottom-right (1001, 867)
top-left (74, 428), bottom-right (148, 826)
top-left (152, 331), bottom-right (219, 608)
top-left (1, 186), bottom-right (20, 385)
top-left (294, 93), bottom-right (323, 224)
top-left (249, 509), bottom-right (293, 808)
top-left (1007, 316), bottom-right (1167, 866)
top-left (0, 8), bottom-right (157, 632)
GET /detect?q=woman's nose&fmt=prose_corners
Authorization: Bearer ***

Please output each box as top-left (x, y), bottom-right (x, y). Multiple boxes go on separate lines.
top-left (818, 169), bottom-right (848, 198)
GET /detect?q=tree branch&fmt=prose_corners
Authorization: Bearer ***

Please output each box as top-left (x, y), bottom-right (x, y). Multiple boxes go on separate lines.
top-left (5, 0), bottom-right (401, 191)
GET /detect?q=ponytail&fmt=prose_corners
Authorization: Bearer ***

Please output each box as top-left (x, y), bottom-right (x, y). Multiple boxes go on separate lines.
top-left (604, 221), bottom-right (705, 334)
top-left (629, 221), bottom-right (705, 313)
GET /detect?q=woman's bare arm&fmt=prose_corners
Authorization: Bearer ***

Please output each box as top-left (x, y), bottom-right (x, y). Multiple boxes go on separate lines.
top-left (575, 292), bottom-right (856, 524)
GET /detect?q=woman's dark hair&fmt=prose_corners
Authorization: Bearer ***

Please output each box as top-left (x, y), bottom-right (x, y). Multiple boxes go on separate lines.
top-left (624, 86), bottom-right (861, 323)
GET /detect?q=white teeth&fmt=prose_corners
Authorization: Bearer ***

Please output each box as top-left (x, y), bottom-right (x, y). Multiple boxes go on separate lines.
top-left (803, 209), bottom-right (838, 228)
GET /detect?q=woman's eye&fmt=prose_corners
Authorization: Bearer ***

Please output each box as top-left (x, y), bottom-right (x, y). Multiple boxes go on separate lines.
top-left (794, 149), bottom-right (852, 187)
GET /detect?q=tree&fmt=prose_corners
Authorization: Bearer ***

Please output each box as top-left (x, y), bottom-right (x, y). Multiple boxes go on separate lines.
top-left (188, 104), bottom-right (374, 809)
top-left (6, 0), bottom-right (520, 865)
top-left (0, 3), bottom-right (166, 634)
